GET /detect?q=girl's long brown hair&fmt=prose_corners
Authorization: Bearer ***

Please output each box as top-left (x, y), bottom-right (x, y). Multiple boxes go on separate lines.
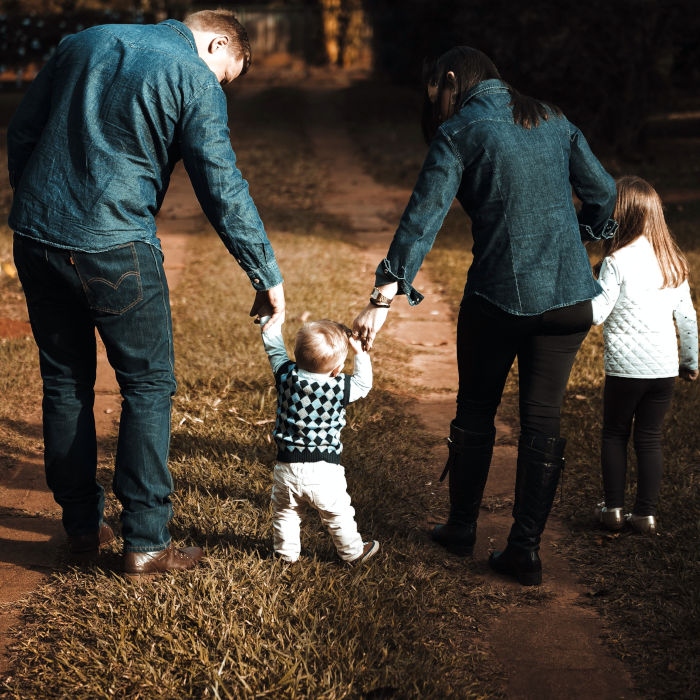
top-left (597, 176), bottom-right (688, 288)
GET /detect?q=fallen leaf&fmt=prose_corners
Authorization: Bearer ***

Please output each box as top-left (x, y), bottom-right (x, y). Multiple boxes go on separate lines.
top-left (1, 262), bottom-right (17, 278)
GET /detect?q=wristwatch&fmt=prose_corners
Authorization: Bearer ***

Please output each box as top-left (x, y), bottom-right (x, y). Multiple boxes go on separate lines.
top-left (369, 287), bottom-right (393, 307)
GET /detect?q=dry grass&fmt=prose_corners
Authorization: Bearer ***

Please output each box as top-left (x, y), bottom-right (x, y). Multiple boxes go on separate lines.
top-left (3, 77), bottom-right (696, 699)
top-left (344, 80), bottom-right (700, 699)
top-left (0, 86), bottom-right (542, 699)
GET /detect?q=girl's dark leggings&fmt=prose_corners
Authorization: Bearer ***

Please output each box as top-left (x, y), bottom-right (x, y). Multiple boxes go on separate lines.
top-left (601, 375), bottom-right (675, 515)
top-left (454, 295), bottom-right (592, 437)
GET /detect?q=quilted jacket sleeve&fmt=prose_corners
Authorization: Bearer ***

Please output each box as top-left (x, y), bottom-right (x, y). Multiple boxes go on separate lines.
top-left (591, 257), bottom-right (622, 325)
top-left (674, 281), bottom-right (698, 371)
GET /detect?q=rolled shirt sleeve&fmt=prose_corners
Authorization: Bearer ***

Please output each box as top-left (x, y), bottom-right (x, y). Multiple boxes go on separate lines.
top-left (178, 84), bottom-right (283, 291)
top-left (568, 124), bottom-right (618, 242)
top-left (375, 129), bottom-right (463, 305)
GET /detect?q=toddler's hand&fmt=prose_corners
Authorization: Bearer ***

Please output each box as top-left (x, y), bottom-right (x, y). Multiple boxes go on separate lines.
top-left (680, 367), bottom-right (698, 381)
top-left (256, 315), bottom-right (282, 334)
top-left (347, 332), bottom-right (366, 355)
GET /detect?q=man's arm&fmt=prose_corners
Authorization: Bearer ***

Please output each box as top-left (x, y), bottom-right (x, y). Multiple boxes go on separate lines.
top-left (7, 54), bottom-right (56, 191)
top-left (177, 83), bottom-right (283, 293)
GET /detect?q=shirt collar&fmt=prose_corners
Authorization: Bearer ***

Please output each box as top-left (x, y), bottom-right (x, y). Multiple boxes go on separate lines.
top-left (298, 367), bottom-right (334, 383)
top-left (160, 19), bottom-right (197, 53)
top-left (459, 78), bottom-right (509, 109)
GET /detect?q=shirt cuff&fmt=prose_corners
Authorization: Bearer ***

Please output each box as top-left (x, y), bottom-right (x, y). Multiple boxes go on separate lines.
top-left (243, 259), bottom-right (284, 291)
top-left (579, 217), bottom-right (618, 241)
top-left (375, 258), bottom-right (424, 306)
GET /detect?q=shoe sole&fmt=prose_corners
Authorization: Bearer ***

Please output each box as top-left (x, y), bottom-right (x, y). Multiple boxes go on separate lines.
top-left (350, 540), bottom-right (380, 565)
top-left (445, 543), bottom-right (474, 556)
top-left (123, 564), bottom-right (200, 578)
top-left (514, 570), bottom-right (542, 586)
top-left (488, 558), bottom-right (542, 586)
top-left (430, 533), bottom-right (474, 557)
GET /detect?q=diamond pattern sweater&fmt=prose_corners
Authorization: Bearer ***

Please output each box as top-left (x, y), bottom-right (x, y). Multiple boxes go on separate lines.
top-left (259, 319), bottom-right (372, 464)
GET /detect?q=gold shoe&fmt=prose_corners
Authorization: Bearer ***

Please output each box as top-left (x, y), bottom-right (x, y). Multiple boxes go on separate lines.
top-left (594, 502), bottom-right (624, 531)
top-left (626, 513), bottom-right (657, 534)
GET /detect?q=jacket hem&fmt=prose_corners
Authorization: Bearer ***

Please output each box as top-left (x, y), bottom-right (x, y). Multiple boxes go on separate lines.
top-left (462, 290), bottom-right (596, 317)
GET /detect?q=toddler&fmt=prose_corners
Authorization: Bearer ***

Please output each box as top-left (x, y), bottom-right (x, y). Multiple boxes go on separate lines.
top-left (592, 176), bottom-right (698, 533)
top-left (258, 315), bottom-right (379, 564)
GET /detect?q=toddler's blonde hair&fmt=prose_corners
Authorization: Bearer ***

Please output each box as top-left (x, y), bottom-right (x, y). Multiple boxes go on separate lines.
top-left (295, 320), bottom-right (349, 374)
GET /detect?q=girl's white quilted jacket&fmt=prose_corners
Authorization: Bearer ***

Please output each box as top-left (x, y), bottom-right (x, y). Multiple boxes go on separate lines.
top-left (591, 235), bottom-right (698, 378)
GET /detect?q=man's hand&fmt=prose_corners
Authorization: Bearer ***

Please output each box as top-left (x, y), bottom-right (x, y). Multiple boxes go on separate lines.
top-left (680, 367), bottom-right (699, 382)
top-left (250, 283), bottom-right (285, 331)
top-left (353, 303), bottom-right (389, 351)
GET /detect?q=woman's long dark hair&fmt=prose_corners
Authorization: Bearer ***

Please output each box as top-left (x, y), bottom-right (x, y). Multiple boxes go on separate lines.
top-left (421, 46), bottom-right (562, 142)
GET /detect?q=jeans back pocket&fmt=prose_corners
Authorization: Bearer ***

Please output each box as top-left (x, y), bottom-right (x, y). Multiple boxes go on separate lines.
top-left (73, 243), bottom-right (143, 315)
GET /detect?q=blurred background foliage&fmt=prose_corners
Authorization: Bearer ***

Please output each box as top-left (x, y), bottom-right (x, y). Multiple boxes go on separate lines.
top-left (1, 0), bottom-right (699, 150)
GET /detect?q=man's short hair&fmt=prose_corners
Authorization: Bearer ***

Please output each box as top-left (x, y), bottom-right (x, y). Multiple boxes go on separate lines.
top-left (295, 320), bottom-right (349, 374)
top-left (184, 9), bottom-right (252, 75)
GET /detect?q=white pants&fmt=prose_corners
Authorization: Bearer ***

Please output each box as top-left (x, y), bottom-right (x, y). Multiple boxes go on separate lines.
top-left (271, 461), bottom-right (364, 562)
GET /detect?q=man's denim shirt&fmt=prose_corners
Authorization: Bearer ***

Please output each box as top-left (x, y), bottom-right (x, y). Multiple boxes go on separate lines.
top-left (376, 79), bottom-right (617, 315)
top-left (7, 20), bottom-right (282, 291)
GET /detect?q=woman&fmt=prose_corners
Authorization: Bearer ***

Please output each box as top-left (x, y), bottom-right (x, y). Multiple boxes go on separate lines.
top-left (353, 47), bottom-right (617, 586)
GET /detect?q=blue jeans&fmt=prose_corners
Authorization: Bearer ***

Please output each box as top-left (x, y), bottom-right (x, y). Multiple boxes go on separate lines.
top-left (13, 235), bottom-right (176, 552)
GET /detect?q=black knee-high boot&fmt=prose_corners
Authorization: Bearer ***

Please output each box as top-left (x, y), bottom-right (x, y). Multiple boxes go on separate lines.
top-left (431, 422), bottom-right (495, 556)
top-left (489, 433), bottom-right (566, 586)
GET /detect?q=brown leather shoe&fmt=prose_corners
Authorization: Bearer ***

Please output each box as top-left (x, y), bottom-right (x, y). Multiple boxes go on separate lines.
top-left (123, 543), bottom-right (203, 576)
top-left (68, 523), bottom-right (116, 554)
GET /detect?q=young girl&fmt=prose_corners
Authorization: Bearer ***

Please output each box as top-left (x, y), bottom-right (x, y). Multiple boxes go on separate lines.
top-left (592, 176), bottom-right (698, 534)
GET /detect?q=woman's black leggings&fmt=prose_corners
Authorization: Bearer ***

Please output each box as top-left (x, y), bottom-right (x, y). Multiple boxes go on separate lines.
top-left (601, 375), bottom-right (675, 516)
top-left (455, 295), bottom-right (592, 437)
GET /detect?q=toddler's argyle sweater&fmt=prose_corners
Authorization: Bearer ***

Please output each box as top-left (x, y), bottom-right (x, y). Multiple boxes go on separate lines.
top-left (274, 360), bottom-right (352, 464)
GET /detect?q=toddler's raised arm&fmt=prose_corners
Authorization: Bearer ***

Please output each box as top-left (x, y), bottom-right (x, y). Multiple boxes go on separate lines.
top-left (259, 315), bottom-right (289, 375)
top-left (347, 335), bottom-right (373, 402)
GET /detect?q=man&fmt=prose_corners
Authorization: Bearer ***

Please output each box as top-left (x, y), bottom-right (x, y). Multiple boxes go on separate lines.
top-left (8, 10), bottom-right (285, 575)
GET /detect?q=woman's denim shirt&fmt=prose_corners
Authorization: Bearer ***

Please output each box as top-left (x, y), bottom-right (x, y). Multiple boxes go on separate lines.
top-left (7, 20), bottom-right (282, 291)
top-left (376, 79), bottom-right (617, 315)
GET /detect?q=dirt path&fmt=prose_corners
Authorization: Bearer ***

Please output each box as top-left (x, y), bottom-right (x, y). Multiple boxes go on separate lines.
top-left (0, 164), bottom-right (195, 676)
top-left (307, 88), bottom-right (639, 698)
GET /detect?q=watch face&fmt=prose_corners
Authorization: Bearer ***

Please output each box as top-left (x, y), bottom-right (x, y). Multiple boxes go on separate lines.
top-left (371, 288), bottom-right (391, 305)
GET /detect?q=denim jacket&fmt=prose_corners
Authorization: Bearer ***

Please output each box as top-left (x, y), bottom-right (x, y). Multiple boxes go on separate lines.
top-left (7, 20), bottom-right (282, 291)
top-left (376, 79), bottom-right (617, 315)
